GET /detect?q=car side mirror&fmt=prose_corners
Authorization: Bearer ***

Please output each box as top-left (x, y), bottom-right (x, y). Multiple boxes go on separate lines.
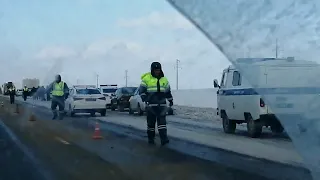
top-left (213, 79), bottom-right (220, 88)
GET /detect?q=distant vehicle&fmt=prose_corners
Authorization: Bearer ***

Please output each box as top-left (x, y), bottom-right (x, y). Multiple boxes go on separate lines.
top-left (129, 88), bottom-right (174, 115)
top-left (65, 85), bottom-right (107, 117)
top-left (100, 84), bottom-right (117, 109)
top-left (214, 57), bottom-right (320, 138)
top-left (2, 82), bottom-right (15, 95)
top-left (16, 89), bottom-right (23, 96)
top-left (110, 87), bottom-right (137, 112)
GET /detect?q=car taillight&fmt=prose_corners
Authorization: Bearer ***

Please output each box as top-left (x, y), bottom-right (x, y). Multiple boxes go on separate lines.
top-left (98, 97), bottom-right (106, 100)
top-left (260, 98), bottom-right (265, 107)
top-left (73, 97), bottom-right (83, 101)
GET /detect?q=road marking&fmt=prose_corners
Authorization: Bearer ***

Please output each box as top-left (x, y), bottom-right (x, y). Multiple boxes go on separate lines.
top-left (55, 137), bottom-right (70, 145)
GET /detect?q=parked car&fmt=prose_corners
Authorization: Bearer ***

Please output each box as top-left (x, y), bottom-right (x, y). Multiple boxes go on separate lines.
top-left (129, 88), bottom-right (174, 115)
top-left (16, 89), bottom-right (23, 96)
top-left (110, 87), bottom-right (138, 112)
top-left (65, 85), bottom-right (107, 117)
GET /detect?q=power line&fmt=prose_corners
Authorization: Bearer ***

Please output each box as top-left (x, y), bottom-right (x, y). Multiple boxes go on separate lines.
top-left (174, 59), bottom-right (181, 90)
top-left (125, 70), bottom-right (128, 87)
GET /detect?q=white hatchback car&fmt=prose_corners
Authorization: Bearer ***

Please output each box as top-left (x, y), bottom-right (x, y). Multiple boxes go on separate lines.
top-left (65, 85), bottom-right (107, 117)
top-left (129, 88), bottom-right (174, 115)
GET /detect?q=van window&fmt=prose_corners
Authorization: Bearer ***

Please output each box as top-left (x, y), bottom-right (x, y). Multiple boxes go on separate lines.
top-left (232, 71), bottom-right (241, 86)
top-left (220, 72), bottom-right (226, 87)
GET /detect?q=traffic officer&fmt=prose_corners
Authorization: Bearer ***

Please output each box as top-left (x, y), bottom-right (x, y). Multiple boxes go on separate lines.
top-left (8, 86), bottom-right (16, 104)
top-left (46, 74), bottom-right (69, 120)
top-left (23, 85), bottom-right (28, 101)
top-left (139, 62), bottom-right (173, 146)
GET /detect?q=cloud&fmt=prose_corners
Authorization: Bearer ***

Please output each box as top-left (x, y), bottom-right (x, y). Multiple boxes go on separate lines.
top-left (30, 32), bottom-right (228, 89)
top-left (34, 46), bottom-right (77, 60)
top-left (116, 11), bottom-right (193, 30)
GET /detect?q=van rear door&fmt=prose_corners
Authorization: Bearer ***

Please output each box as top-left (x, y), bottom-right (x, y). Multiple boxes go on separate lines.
top-left (262, 64), bottom-right (320, 116)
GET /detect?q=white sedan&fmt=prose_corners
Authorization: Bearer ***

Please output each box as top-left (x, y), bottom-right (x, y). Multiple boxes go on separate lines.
top-left (65, 86), bottom-right (107, 117)
top-left (129, 88), bottom-right (174, 115)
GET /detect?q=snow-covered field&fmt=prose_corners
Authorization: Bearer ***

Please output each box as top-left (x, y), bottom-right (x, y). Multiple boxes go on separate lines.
top-left (171, 88), bottom-right (218, 121)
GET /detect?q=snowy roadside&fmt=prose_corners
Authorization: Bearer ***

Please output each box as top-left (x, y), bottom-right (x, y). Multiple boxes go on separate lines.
top-left (173, 105), bottom-right (219, 122)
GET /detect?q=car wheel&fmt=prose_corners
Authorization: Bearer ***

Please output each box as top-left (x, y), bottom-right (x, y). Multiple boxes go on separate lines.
top-left (111, 103), bottom-right (116, 111)
top-left (118, 104), bottom-right (125, 112)
top-left (69, 105), bottom-right (75, 117)
top-left (137, 103), bottom-right (143, 116)
top-left (100, 109), bottom-right (107, 116)
top-left (128, 106), bottom-right (134, 115)
top-left (222, 113), bottom-right (236, 134)
top-left (271, 121), bottom-right (284, 134)
top-left (246, 114), bottom-right (262, 138)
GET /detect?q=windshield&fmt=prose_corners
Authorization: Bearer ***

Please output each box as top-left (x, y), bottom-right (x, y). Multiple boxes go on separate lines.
top-left (1, 1), bottom-right (318, 180)
top-left (102, 88), bottom-right (117, 93)
top-left (76, 89), bottom-right (101, 95)
top-left (121, 87), bottom-right (137, 95)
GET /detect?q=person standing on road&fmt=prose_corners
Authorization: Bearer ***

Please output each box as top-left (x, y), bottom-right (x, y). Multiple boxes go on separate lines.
top-left (8, 86), bottom-right (16, 104)
top-left (23, 85), bottom-right (29, 101)
top-left (46, 74), bottom-right (69, 120)
top-left (139, 62), bottom-right (173, 146)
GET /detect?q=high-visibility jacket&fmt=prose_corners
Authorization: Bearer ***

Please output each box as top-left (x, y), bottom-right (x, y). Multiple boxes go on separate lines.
top-left (8, 87), bottom-right (15, 95)
top-left (23, 87), bottom-right (28, 92)
top-left (51, 81), bottom-right (65, 96)
top-left (139, 72), bottom-right (173, 105)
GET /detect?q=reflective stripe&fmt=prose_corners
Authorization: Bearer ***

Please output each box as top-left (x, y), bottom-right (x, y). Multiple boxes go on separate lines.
top-left (158, 125), bottom-right (167, 129)
top-left (167, 97), bottom-right (173, 101)
top-left (147, 127), bottom-right (155, 131)
top-left (52, 82), bottom-right (64, 96)
top-left (148, 104), bottom-right (167, 106)
top-left (140, 81), bottom-right (147, 87)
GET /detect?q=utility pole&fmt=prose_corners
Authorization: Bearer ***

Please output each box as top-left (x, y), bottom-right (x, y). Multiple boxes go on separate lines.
top-left (125, 70), bottom-right (128, 87)
top-left (76, 79), bottom-right (79, 85)
top-left (96, 74), bottom-right (99, 88)
top-left (275, 38), bottom-right (279, 58)
top-left (175, 59), bottom-right (181, 90)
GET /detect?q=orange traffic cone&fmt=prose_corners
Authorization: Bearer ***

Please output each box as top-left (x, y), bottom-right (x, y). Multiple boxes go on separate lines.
top-left (29, 112), bottom-right (36, 121)
top-left (92, 122), bottom-right (103, 139)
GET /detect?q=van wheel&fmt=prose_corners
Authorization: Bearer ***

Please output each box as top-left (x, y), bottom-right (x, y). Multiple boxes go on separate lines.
top-left (271, 123), bottom-right (284, 133)
top-left (222, 113), bottom-right (236, 134)
top-left (246, 114), bottom-right (262, 138)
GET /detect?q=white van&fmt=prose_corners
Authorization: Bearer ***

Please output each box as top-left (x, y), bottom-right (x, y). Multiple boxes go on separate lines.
top-left (214, 57), bottom-right (320, 138)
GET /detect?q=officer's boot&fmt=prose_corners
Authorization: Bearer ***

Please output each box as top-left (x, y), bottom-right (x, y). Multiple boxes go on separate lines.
top-left (52, 111), bottom-right (58, 120)
top-left (147, 129), bottom-right (155, 145)
top-left (58, 111), bottom-right (64, 120)
top-left (158, 128), bottom-right (169, 146)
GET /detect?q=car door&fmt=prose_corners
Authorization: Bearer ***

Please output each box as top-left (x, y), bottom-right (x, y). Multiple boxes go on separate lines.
top-left (130, 89), bottom-right (139, 110)
top-left (65, 89), bottom-right (74, 109)
top-left (217, 70), bottom-right (228, 115)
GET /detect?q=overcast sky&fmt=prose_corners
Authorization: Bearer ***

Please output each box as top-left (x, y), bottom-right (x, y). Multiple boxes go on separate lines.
top-left (0, 0), bottom-right (230, 89)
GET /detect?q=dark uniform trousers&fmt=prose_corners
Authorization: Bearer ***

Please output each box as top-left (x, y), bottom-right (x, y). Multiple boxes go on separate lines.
top-left (51, 96), bottom-right (65, 117)
top-left (146, 106), bottom-right (168, 142)
top-left (9, 92), bottom-right (15, 104)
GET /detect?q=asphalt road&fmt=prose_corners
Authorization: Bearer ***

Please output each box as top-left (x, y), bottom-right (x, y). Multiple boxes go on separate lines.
top-left (0, 97), bottom-right (311, 180)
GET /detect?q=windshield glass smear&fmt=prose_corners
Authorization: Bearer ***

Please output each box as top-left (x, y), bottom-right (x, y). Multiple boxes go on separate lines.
top-left (167, 0), bottom-right (320, 179)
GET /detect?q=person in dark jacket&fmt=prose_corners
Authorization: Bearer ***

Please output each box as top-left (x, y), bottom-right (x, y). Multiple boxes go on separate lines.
top-left (8, 86), bottom-right (16, 104)
top-left (138, 62), bottom-right (173, 146)
top-left (22, 85), bottom-right (29, 101)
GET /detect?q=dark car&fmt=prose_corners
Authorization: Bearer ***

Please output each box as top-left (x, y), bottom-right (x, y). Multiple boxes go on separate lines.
top-left (110, 87), bottom-right (138, 112)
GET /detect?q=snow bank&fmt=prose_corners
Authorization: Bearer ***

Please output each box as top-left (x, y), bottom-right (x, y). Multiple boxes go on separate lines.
top-left (171, 88), bottom-right (217, 108)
